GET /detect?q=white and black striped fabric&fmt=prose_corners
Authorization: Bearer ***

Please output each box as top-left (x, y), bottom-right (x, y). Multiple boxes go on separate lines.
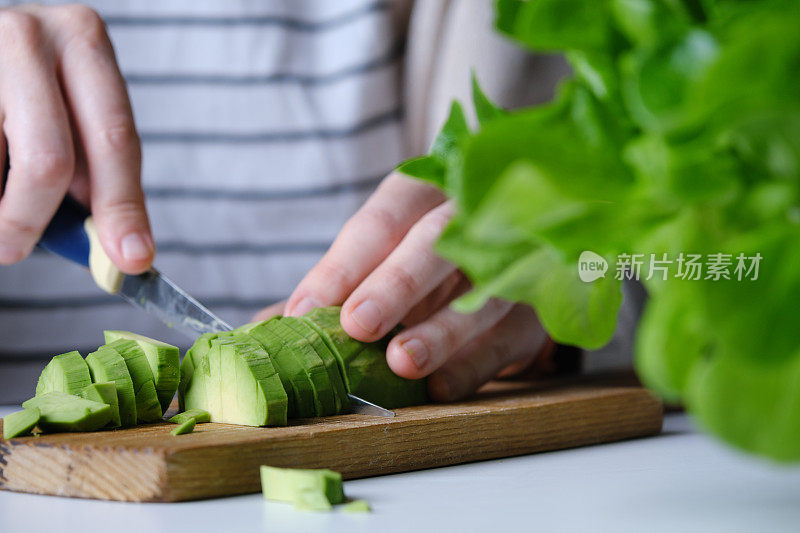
top-left (0, 0), bottom-right (408, 401)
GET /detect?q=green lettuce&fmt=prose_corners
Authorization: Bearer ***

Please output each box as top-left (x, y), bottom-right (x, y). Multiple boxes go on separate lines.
top-left (399, 0), bottom-right (800, 461)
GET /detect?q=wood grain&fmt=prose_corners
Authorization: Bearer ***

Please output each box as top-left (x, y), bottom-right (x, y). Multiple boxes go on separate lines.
top-left (0, 374), bottom-right (662, 502)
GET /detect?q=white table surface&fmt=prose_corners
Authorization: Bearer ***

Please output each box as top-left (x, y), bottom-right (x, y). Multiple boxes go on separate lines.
top-left (1, 408), bottom-right (799, 533)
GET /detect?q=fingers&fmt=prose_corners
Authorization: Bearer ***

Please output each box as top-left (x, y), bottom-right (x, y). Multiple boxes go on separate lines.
top-left (0, 10), bottom-right (75, 263)
top-left (427, 305), bottom-right (548, 401)
top-left (340, 201), bottom-right (457, 341)
top-left (251, 300), bottom-right (287, 323)
top-left (386, 297), bottom-right (514, 379)
top-left (51, 5), bottom-right (152, 273)
top-left (285, 172), bottom-right (445, 316)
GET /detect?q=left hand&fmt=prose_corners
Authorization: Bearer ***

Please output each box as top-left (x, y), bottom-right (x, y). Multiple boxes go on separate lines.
top-left (253, 172), bottom-right (550, 401)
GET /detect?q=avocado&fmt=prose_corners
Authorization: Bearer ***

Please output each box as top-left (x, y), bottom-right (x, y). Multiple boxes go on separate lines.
top-left (80, 382), bottom-right (121, 427)
top-left (23, 392), bottom-right (112, 433)
top-left (104, 330), bottom-right (180, 413)
top-left (268, 319), bottom-right (336, 417)
top-left (281, 316), bottom-right (350, 414)
top-left (85, 346), bottom-right (137, 427)
top-left (105, 339), bottom-right (162, 423)
top-left (294, 490), bottom-right (333, 512)
top-left (168, 408), bottom-right (210, 425)
top-left (179, 333), bottom-right (217, 412)
top-left (346, 343), bottom-right (429, 409)
top-left (35, 351), bottom-right (92, 397)
top-left (2, 408), bottom-right (41, 439)
top-left (171, 417), bottom-right (195, 435)
top-left (302, 307), bottom-right (364, 387)
top-left (260, 465), bottom-right (345, 506)
top-left (247, 322), bottom-right (316, 418)
top-left (341, 499), bottom-right (371, 513)
top-left (304, 306), bottom-right (428, 408)
top-left (183, 336), bottom-right (288, 426)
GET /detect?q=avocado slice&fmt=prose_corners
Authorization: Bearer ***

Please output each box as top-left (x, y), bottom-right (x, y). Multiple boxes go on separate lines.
top-left (247, 322), bottom-right (316, 418)
top-left (23, 392), bottom-right (112, 433)
top-left (341, 499), bottom-right (371, 513)
top-left (183, 336), bottom-right (288, 426)
top-left (105, 339), bottom-right (162, 423)
top-left (35, 351), bottom-right (92, 396)
top-left (171, 418), bottom-right (195, 435)
top-left (168, 408), bottom-right (210, 425)
top-left (260, 465), bottom-right (345, 506)
top-left (302, 307), bottom-right (363, 387)
top-left (104, 330), bottom-right (180, 413)
top-left (281, 316), bottom-right (350, 414)
top-left (85, 346), bottom-right (137, 427)
top-left (347, 342), bottom-right (428, 408)
top-left (267, 319), bottom-right (336, 417)
top-left (2, 408), bottom-right (41, 439)
top-left (80, 382), bottom-right (121, 428)
top-left (179, 333), bottom-right (217, 412)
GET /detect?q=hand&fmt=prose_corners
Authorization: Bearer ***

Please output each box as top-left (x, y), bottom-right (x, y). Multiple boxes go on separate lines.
top-left (259, 172), bottom-right (550, 401)
top-left (0, 4), bottom-right (153, 272)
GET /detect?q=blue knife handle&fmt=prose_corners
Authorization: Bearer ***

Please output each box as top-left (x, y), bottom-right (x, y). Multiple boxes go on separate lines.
top-left (3, 159), bottom-right (91, 268)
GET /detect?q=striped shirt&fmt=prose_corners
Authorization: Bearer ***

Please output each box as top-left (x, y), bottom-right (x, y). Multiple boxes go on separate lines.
top-left (0, 0), bottom-right (409, 401)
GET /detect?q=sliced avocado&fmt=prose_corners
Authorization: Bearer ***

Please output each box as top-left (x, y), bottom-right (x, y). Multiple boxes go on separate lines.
top-left (347, 342), bottom-right (428, 409)
top-left (183, 336), bottom-right (288, 426)
top-left (3, 408), bottom-right (41, 439)
top-left (282, 316), bottom-right (350, 414)
top-left (35, 351), bottom-right (92, 396)
top-left (171, 418), bottom-right (195, 435)
top-left (247, 322), bottom-right (316, 418)
top-left (85, 346), bottom-right (137, 427)
top-left (260, 465), bottom-right (345, 506)
top-left (104, 330), bottom-right (180, 413)
top-left (268, 319), bottom-right (336, 417)
top-left (341, 499), bottom-right (371, 513)
top-left (303, 307), bottom-right (364, 387)
top-left (168, 408), bottom-right (210, 425)
top-left (80, 382), bottom-right (121, 428)
top-left (179, 332), bottom-right (217, 412)
top-left (305, 306), bottom-right (428, 409)
top-left (23, 392), bottom-right (112, 433)
top-left (105, 339), bottom-right (162, 423)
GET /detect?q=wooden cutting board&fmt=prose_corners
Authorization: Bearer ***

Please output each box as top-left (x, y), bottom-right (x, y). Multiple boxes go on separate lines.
top-left (0, 373), bottom-right (662, 502)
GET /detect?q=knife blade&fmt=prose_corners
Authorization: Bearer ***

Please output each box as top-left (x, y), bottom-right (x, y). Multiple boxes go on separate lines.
top-left (117, 269), bottom-right (233, 338)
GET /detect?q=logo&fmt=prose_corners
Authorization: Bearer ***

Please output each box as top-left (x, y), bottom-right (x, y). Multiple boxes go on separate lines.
top-left (578, 251), bottom-right (608, 282)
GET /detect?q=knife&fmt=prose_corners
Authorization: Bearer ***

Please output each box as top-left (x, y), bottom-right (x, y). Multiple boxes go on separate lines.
top-left (4, 163), bottom-right (394, 417)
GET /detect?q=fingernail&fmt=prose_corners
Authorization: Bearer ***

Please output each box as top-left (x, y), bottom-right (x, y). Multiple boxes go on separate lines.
top-left (290, 296), bottom-right (321, 317)
top-left (350, 300), bottom-right (383, 334)
top-left (401, 338), bottom-right (429, 370)
top-left (120, 232), bottom-right (153, 262)
top-left (0, 243), bottom-right (22, 263)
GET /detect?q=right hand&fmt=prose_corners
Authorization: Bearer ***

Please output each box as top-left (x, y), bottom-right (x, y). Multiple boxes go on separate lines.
top-left (0, 3), bottom-right (153, 273)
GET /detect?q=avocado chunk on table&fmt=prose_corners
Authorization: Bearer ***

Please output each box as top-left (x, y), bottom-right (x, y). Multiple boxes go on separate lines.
top-left (85, 346), bottom-right (137, 427)
top-left (35, 351), bottom-right (92, 397)
top-left (104, 339), bottom-right (162, 423)
top-left (2, 408), bottom-right (41, 439)
top-left (260, 465), bottom-right (345, 507)
top-left (22, 392), bottom-right (112, 433)
top-left (104, 330), bottom-right (180, 413)
top-left (80, 382), bottom-right (121, 428)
